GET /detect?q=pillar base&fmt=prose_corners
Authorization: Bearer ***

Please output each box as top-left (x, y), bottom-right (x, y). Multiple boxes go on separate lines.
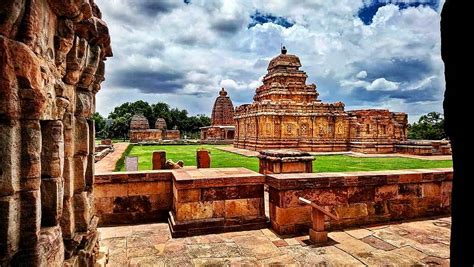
top-left (309, 229), bottom-right (328, 243)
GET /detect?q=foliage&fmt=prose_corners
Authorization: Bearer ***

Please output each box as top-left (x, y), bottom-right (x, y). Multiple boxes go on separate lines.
top-left (408, 112), bottom-right (447, 140)
top-left (92, 112), bottom-right (107, 138)
top-left (96, 101), bottom-right (211, 139)
top-left (114, 144), bottom-right (133, 171)
top-left (119, 145), bottom-right (452, 172)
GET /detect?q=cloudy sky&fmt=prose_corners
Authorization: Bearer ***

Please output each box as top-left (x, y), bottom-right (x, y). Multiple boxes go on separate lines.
top-left (95, 0), bottom-right (445, 122)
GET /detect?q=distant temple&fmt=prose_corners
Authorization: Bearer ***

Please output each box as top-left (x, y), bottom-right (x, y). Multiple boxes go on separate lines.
top-left (234, 47), bottom-right (450, 154)
top-left (200, 88), bottom-right (235, 143)
top-left (129, 114), bottom-right (180, 143)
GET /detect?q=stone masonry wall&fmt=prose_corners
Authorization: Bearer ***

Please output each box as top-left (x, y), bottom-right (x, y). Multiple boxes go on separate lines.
top-left (266, 168), bottom-right (452, 235)
top-left (94, 171), bottom-right (173, 226)
top-left (0, 0), bottom-right (111, 265)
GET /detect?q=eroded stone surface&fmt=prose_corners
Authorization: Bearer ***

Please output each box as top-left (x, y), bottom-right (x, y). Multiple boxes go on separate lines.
top-left (100, 217), bottom-right (450, 266)
top-left (0, 0), bottom-right (111, 264)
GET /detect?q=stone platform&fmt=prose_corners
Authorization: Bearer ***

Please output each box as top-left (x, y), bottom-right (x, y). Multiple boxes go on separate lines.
top-left (99, 217), bottom-right (450, 266)
top-left (169, 168), bottom-right (267, 237)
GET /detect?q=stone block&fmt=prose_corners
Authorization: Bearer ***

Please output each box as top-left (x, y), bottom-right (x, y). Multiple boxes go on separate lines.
top-left (224, 198), bottom-right (262, 218)
top-left (40, 120), bottom-right (64, 178)
top-left (93, 183), bottom-right (127, 198)
top-left (75, 91), bottom-right (93, 118)
top-left (152, 151), bottom-right (166, 170)
top-left (375, 185), bottom-right (398, 201)
top-left (273, 205), bottom-right (311, 225)
top-left (348, 186), bottom-right (375, 203)
top-left (398, 184), bottom-right (422, 199)
top-left (0, 120), bottom-right (21, 196)
top-left (309, 229), bottom-right (328, 243)
top-left (422, 183), bottom-right (441, 198)
top-left (201, 185), bottom-right (263, 201)
top-left (175, 201), bottom-right (213, 221)
top-left (73, 192), bottom-right (91, 232)
top-left (196, 149), bottom-right (211, 168)
top-left (0, 194), bottom-right (20, 259)
top-left (60, 197), bottom-right (75, 239)
top-left (128, 181), bottom-right (169, 196)
top-left (63, 157), bottom-right (74, 197)
top-left (73, 155), bottom-right (87, 193)
top-left (41, 177), bottom-right (64, 226)
top-left (20, 120), bottom-right (41, 191)
top-left (38, 226), bottom-right (64, 267)
top-left (19, 190), bottom-right (41, 248)
top-left (440, 181), bottom-right (452, 208)
top-left (85, 154), bottom-right (94, 188)
top-left (73, 116), bottom-right (89, 156)
top-left (334, 203), bottom-right (368, 219)
top-left (176, 189), bottom-right (201, 203)
top-left (281, 188), bottom-right (348, 208)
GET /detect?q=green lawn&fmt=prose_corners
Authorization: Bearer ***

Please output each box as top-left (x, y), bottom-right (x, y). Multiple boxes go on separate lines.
top-left (119, 144), bottom-right (452, 172)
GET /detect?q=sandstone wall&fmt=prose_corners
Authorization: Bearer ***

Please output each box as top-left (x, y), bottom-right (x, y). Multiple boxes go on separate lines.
top-left (0, 0), bottom-right (111, 265)
top-left (94, 171), bottom-right (173, 226)
top-left (266, 168), bottom-right (452, 235)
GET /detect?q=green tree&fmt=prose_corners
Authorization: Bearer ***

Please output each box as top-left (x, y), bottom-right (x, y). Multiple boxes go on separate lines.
top-left (92, 112), bottom-right (107, 138)
top-left (108, 101), bottom-right (154, 125)
top-left (151, 102), bottom-right (171, 125)
top-left (408, 112), bottom-right (446, 140)
top-left (109, 115), bottom-right (131, 141)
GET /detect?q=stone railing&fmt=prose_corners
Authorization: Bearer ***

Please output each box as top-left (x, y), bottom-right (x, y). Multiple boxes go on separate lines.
top-left (266, 168), bottom-right (452, 235)
top-left (94, 171), bottom-right (173, 226)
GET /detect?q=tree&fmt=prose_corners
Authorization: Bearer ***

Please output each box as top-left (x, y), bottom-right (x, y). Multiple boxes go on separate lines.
top-left (92, 112), bottom-right (107, 138)
top-left (109, 115), bottom-right (131, 141)
top-left (408, 112), bottom-right (446, 140)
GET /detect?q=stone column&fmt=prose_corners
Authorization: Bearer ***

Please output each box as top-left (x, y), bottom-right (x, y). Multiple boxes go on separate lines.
top-left (196, 149), bottom-right (211, 168)
top-left (152, 151), bottom-right (167, 170)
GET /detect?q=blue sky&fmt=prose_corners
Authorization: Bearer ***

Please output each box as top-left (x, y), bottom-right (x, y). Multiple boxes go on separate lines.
top-left (95, 0), bottom-right (444, 122)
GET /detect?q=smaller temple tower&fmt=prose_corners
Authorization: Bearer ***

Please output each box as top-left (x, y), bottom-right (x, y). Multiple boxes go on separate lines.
top-left (200, 88), bottom-right (236, 143)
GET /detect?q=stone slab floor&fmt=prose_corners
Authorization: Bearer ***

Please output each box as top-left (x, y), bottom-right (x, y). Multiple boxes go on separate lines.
top-left (99, 217), bottom-right (450, 266)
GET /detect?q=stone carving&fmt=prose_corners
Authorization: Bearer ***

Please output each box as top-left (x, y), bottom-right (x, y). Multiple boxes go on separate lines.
top-left (234, 47), bottom-right (426, 154)
top-left (0, 0), bottom-right (112, 265)
top-left (200, 88), bottom-right (235, 143)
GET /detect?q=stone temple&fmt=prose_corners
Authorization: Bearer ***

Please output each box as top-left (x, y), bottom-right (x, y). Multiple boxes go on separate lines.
top-left (200, 88), bottom-right (235, 143)
top-left (234, 47), bottom-right (449, 154)
top-left (129, 115), bottom-right (180, 143)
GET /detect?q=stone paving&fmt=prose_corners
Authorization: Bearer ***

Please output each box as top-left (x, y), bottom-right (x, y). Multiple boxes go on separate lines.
top-left (96, 143), bottom-right (130, 173)
top-left (99, 217), bottom-right (450, 266)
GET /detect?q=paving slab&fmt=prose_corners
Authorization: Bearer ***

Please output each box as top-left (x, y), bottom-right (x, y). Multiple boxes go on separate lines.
top-left (99, 216), bottom-right (451, 265)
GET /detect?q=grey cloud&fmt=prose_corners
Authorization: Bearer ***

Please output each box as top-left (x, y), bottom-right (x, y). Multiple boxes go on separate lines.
top-left (109, 69), bottom-right (184, 94)
top-left (211, 18), bottom-right (244, 34)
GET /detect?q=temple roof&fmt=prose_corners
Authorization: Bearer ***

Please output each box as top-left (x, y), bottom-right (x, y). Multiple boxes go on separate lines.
top-left (130, 114), bottom-right (149, 130)
top-left (267, 47), bottom-right (302, 71)
top-left (211, 88), bottom-right (234, 126)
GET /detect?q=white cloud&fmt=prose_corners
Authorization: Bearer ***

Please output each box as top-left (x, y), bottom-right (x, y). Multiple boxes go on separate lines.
top-left (366, 78), bottom-right (400, 91)
top-left (94, 0), bottom-right (445, 121)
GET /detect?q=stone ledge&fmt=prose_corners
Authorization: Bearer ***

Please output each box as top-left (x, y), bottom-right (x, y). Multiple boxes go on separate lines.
top-left (266, 168), bottom-right (453, 190)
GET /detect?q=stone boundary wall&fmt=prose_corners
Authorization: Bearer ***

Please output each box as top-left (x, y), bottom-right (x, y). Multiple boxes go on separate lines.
top-left (266, 168), bottom-right (452, 235)
top-left (94, 171), bottom-right (173, 226)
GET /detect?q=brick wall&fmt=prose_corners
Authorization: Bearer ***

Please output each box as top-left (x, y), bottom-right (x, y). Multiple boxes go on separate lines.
top-left (266, 168), bottom-right (452, 235)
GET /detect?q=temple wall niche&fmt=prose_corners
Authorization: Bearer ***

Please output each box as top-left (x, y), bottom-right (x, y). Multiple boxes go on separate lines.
top-left (0, 0), bottom-right (112, 265)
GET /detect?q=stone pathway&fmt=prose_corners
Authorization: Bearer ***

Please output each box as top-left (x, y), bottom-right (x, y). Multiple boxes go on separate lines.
top-left (99, 217), bottom-right (450, 266)
top-left (216, 146), bottom-right (452, 161)
top-left (95, 143), bottom-right (130, 173)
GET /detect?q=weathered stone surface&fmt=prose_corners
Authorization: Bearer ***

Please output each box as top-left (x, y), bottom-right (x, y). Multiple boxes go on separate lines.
top-left (130, 114), bottom-right (149, 130)
top-left (41, 178), bottom-right (64, 226)
top-left (0, 0), bottom-right (111, 264)
top-left (267, 169), bottom-right (452, 235)
top-left (196, 149), bottom-right (211, 168)
top-left (152, 151), bottom-right (166, 170)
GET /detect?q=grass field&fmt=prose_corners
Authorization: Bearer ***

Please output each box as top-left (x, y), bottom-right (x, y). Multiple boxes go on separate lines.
top-left (118, 144), bottom-right (452, 173)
